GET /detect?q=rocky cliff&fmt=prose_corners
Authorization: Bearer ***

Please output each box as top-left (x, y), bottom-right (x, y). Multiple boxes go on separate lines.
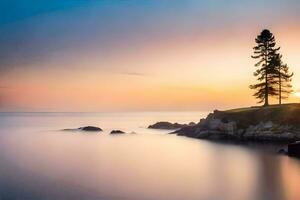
top-left (175, 104), bottom-right (300, 143)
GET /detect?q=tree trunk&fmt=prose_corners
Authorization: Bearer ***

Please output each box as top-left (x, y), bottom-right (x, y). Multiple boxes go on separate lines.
top-left (264, 73), bottom-right (269, 106)
top-left (279, 70), bottom-right (281, 105)
top-left (264, 44), bottom-right (269, 106)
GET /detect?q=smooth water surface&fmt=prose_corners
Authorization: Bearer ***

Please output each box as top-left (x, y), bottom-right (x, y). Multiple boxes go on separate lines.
top-left (0, 112), bottom-right (300, 200)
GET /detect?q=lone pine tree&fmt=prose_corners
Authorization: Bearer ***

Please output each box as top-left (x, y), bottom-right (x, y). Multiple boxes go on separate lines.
top-left (250, 29), bottom-right (280, 106)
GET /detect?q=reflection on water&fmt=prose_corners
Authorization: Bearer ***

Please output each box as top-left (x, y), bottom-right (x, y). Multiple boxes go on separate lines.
top-left (0, 112), bottom-right (300, 200)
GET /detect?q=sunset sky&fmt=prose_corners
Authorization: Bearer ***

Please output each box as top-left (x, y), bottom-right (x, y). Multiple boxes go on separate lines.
top-left (0, 0), bottom-right (300, 112)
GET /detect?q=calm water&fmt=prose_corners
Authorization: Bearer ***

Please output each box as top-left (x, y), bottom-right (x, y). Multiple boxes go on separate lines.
top-left (0, 112), bottom-right (300, 200)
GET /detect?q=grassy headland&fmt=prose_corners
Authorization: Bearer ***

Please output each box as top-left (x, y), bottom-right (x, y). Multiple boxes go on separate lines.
top-left (175, 103), bottom-right (300, 143)
top-left (220, 103), bottom-right (300, 128)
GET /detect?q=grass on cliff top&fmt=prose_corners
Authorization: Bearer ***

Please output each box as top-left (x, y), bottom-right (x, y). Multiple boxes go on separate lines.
top-left (218, 103), bottom-right (300, 127)
top-left (224, 103), bottom-right (300, 113)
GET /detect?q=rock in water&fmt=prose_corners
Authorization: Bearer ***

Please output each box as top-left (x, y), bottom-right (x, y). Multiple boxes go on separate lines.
top-left (110, 130), bottom-right (125, 134)
top-left (278, 148), bottom-right (287, 155)
top-left (80, 126), bottom-right (102, 132)
top-left (287, 141), bottom-right (300, 157)
top-left (148, 122), bottom-right (189, 130)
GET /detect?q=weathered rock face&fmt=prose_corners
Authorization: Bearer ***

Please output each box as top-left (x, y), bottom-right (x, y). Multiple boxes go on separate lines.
top-left (175, 108), bottom-right (300, 142)
top-left (207, 118), bottom-right (222, 130)
top-left (176, 113), bottom-right (238, 140)
top-left (148, 121), bottom-right (190, 130)
top-left (80, 126), bottom-right (103, 132)
top-left (243, 122), bottom-right (300, 142)
top-left (110, 130), bottom-right (125, 134)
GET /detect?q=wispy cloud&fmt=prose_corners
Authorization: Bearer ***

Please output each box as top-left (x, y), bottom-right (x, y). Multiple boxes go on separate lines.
top-left (121, 72), bottom-right (148, 77)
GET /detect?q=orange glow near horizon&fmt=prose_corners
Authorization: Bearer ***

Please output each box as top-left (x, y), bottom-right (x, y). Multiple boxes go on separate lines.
top-left (1, 11), bottom-right (300, 111)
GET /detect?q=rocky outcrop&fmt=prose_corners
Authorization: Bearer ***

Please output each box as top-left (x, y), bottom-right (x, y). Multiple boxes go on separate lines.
top-left (175, 107), bottom-right (300, 143)
top-left (278, 141), bottom-right (300, 157)
top-left (188, 122), bottom-right (196, 126)
top-left (176, 114), bottom-right (240, 140)
top-left (63, 126), bottom-right (103, 132)
top-left (148, 121), bottom-right (193, 130)
top-left (243, 122), bottom-right (299, 142)
top-left (287, 142), bottom-right (300, 157)
top-left (80, 126), bottom-right (103, 132)
top-left (110, 130), bottom-right (125, 134)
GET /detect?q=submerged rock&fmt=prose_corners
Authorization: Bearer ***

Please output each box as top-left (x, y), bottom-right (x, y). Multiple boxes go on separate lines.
top-left (110, 130), bottom-right (125, 134)
top-left (148, 121), bottom-right (190, 130)
top-left (62, 128), bottom-right (78, 131)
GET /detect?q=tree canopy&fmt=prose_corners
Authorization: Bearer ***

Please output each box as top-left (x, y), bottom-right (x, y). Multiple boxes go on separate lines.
top-left (250, 29), bottom-right (293, 106)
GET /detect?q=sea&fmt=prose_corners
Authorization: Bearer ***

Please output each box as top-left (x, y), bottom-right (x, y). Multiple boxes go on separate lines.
top-left (0, 112), bottom-right (299, 200)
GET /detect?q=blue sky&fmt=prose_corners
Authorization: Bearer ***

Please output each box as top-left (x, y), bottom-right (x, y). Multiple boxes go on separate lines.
top-left (0, 0), bottom-right (300, 111)
top-left (1, 0), bottom-right (296, 71)
top-left (0, 0), bottom-right (86, 25)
